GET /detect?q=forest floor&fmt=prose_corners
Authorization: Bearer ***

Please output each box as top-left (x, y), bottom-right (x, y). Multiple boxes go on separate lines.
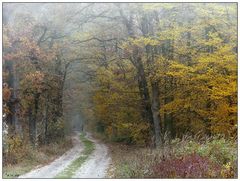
top-left (17, 132), bottom-right (111, 178)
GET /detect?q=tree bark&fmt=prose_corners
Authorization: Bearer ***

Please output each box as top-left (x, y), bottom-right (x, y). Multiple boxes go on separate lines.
top-left (163, 80), bottom-right (175, 139)
top-left (119, 8), bottom-right (154, 125)
top-left (163, 40), bottom-right (175, 139)
top-left (29, 93), bottom-right (40, 147)
top-left (6, 60), bottom-right (22, 135)
top-left (136, 57), bottom-right (153, 124)
top-left (151, 81), bottom-right (162, 147)
top-left (28, 106), bottom-right (35, 146)
top-left (44, 95), bottom-right (49, 144)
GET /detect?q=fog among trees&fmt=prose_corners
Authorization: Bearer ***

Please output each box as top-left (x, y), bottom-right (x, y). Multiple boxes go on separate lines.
top-left (2, 3), bottom-right (237, 179)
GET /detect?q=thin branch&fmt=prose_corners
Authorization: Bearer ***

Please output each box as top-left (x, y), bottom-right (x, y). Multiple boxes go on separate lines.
top-left (72, 37), bottom-right (118, 44)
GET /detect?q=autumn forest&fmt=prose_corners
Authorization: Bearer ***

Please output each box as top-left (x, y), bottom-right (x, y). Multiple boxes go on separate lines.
top-left (2, 2), bottom-right (238, 179)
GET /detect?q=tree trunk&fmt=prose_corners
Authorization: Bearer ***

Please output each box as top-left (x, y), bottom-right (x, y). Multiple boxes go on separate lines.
top-left (12, 65), bottom-right (22, 135)
top-left (44, 96), bottom-right (49, 144)
top-left (120, 9), bottom-right (154, 125)
top-left (6, 60), bottom-right (22, 135)
top-left (162, 38), bottom-right (175, 140)
top-left (151, 81), bottom-right (162, 147)
top-left (29, 93), bottom-right (40, 147)
top-left (164, 92), bottom-right (175, 139)
top-left (55, 57), bottom-right (69, 118)
top-left (136, 57), bottom-right (153, 124)
top-left (28, 106), bottom-right (36, 146)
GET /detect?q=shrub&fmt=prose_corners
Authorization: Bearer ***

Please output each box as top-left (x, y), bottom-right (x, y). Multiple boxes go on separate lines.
top-left (220, 161), bottom-right (238, 178)
top-left (4, 135), bottom-right (24, 165)
top-left (204, 138), bottom-right (237, 165)
top-left (112, 146), bottom-right (167, 178)
top-left (110, 135), bottom-right (237, 179)
top-left (47, 117), bottom-right (65, 142)
top-left (172, 135), bottom-right (237, 165)
top-left (152, 154), bottom-right (221, 178)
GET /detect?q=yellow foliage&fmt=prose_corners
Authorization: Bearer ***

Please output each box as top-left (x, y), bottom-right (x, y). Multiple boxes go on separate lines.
top-left (93, 3), bottom-right (237, 143)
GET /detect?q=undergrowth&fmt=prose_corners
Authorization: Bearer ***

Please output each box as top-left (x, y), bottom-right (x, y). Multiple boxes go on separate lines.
top-left (109, 135), bottom-right (237, 178)
top-left (3, 137), bottom-right (73, 178)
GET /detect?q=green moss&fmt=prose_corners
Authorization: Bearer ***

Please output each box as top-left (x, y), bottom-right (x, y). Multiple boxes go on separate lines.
top-left (55, 134), bottom-right (95, 178)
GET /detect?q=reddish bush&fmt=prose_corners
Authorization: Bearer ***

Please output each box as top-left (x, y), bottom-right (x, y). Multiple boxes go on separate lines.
top-left (152, 154), bottom-right (221, 178)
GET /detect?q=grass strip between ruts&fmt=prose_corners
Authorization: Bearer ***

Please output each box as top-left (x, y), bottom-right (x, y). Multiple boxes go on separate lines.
top-left (55, 134), bottom-right (95, 178)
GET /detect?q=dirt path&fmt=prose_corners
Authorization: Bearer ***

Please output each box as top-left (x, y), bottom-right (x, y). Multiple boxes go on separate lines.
top-left (18, 132), bottom-right (111, 178)
top-left (73, 133), bottom-right (111, 178)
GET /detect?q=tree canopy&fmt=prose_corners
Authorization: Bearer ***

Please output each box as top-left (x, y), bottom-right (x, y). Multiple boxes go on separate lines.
top-left (3, 3), bottom-right (237, 149)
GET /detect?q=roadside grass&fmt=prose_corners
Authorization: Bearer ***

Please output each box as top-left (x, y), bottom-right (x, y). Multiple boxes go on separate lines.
top-left (108, 135), bottom-right (237, 178)
top-left (3, 161), bottom-right (35, 178)
top-left (55, 134), bottom-right (95, 178)
top-left (3, 138), bottom-right (73, 178)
